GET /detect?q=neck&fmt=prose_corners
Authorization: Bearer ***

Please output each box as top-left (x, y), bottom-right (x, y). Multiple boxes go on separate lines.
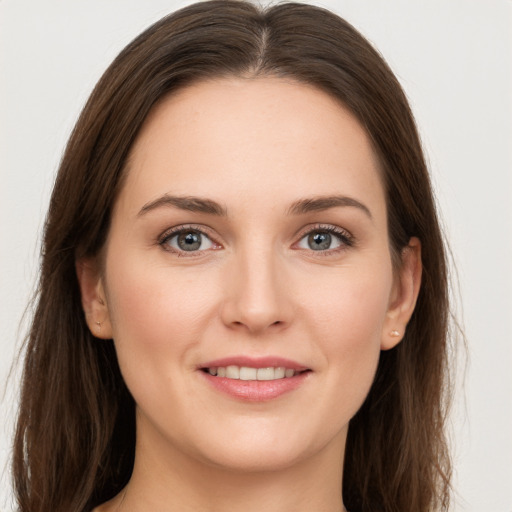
top-left (106, 418), bottom-right (348, 512)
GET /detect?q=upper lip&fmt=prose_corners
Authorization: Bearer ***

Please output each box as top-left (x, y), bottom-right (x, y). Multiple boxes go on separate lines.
top-left (199, 356), bottom-right (309, 371)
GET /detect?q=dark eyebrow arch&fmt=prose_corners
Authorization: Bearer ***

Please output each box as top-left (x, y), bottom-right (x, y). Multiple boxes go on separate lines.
top-left (287, 195), bottom-right (372, 219)
top-left (138, 194), bottom-right (227, 217)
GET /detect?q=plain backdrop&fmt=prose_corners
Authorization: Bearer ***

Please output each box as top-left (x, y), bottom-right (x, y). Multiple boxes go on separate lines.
top-left (1, 0), bottom-right (511, 510)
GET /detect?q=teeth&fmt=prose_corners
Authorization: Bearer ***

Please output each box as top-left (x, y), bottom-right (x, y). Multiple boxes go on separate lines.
top-left (206, 365), bottom-right (300, 381)
top-left (226, 365), bottom-right (240, 379)
top-left (256, 367), bottom-right (274, 381)
top-left (240, 367), bottom-right (257, 380)
top-left (274, 367), bottom-right (285, 379)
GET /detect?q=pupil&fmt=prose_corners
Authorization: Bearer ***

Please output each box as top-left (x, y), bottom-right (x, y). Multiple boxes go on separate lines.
top-left (178, 232), bottom-right (201, 251)
top-left (308, 232), bottom-right (331, 251)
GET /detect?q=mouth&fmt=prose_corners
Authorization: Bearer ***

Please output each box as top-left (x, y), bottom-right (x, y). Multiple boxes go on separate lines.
top-left (201, 366), bottom-right (309, 381)
top-left (198, 356), bottom-right (311, 401)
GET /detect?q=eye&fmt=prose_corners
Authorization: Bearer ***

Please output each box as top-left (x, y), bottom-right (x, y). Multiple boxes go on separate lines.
top-left (296, 225), bottom-right (353, 252)
top-left (160, 227), bottom-right (216, 253)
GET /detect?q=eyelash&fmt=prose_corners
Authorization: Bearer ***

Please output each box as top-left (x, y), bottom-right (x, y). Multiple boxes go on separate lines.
top-left (157, 223), bottom-right (355, 257)
top-left (294, 224), bottom-right (355, 256)
top-left (158, 224), bottom-right (219, 257)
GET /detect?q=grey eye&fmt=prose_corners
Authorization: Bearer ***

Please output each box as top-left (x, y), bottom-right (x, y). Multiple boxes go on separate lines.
top-left (308, 232), bottom-right (332, 251)
top-left (167, 230), bottom-right (214, 252)
top-left (297, 230), bottom-right (343, 251)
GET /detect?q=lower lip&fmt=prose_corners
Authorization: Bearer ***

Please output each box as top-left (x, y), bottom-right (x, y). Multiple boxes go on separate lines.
top-left (200, 371), bottom-right (310, 402)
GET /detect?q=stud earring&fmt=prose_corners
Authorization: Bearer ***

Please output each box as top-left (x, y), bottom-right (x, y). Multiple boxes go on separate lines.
top-left (95, 321), bottom-right (102, 332)
top-left (390, 330), bottom-right (400, 337)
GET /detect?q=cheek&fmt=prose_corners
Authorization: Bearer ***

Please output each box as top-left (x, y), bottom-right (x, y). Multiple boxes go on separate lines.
top-left (103, 254), bottom-right (219, 374)
top-left (301, 261), bottom-right (392, 345)
top-left (103, 257), bottom-right (226, 432)
top-left (298, 261), bottom-right (392, 402)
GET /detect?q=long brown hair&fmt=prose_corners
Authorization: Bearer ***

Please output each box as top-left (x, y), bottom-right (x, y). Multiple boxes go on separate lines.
top-left (13, 1), bottom-right (452, 510)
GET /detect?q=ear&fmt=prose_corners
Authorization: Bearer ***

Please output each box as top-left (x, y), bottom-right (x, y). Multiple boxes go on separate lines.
top-left (75, 257), bottom-right (113, 339)
top-left (381, 237), bottom-right (422, 350)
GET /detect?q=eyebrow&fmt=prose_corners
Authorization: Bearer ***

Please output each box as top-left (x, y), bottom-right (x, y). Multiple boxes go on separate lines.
top-left (287, 195), bottom-right (372, 219)
top-left (138, 193), bottom-right (372, 219)
top-left (138, 194), bottom-right (227, 217)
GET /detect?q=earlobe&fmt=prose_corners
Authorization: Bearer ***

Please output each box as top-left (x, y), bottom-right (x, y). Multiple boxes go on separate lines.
top-left (75, 258), bottom-right (113, 339)
top-left (381, 237), bottom-right (422, 350)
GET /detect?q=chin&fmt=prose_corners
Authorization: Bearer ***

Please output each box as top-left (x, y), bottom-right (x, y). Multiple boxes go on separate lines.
top-left (186, 421), bottom-right (346, 475)
top-left (200, 444), bottom-right (310, 474)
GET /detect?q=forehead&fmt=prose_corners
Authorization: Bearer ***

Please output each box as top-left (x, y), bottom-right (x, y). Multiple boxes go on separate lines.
top-left (120, 76), bottom-right (386, 219)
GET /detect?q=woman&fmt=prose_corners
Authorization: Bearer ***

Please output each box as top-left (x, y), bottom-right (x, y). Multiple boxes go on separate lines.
top-left (13, 1), bottom-right (452, 511)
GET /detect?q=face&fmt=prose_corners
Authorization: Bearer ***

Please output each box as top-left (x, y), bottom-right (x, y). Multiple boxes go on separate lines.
top-left (80, 77), bottom-right (419, 474)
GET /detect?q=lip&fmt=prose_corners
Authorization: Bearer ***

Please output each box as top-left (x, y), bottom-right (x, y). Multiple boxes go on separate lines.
top-left (199, 355), bottom-right (309, 371)
top-left (198, 356), bottom-right (311, 402)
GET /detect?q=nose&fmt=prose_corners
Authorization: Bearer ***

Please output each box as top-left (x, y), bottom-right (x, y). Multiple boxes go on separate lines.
top-left (220, 246), bottom-right (293, 334)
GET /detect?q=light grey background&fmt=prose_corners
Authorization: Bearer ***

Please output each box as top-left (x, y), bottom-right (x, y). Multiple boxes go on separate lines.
top-left (1, 1), bottom-right (511, 510)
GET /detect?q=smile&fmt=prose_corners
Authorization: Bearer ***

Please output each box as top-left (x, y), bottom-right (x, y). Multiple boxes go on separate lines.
top-left (204, 366), bottom-right (302, 380)
top-left (199, 357), bottom-right (311, 401)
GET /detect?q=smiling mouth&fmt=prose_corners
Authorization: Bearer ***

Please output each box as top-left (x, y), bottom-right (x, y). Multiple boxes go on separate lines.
top-left (202, 366), bottom-right (310, 381)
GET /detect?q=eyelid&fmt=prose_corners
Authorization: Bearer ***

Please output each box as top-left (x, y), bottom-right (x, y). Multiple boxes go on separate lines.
top-left (158, 224), bottom-right (222, 255)
top-left (156, 222), bottom-right (354, 256)
top-left (293, 223), bottom-right (355, 253)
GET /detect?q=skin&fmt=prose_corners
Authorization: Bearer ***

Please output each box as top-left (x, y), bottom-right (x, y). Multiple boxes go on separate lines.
top-left (78, 77), bottom-right (422, 512)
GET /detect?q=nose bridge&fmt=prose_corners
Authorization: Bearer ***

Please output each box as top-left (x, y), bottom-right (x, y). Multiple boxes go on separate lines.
top-left (221, 239), bottom-right (291, 333)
